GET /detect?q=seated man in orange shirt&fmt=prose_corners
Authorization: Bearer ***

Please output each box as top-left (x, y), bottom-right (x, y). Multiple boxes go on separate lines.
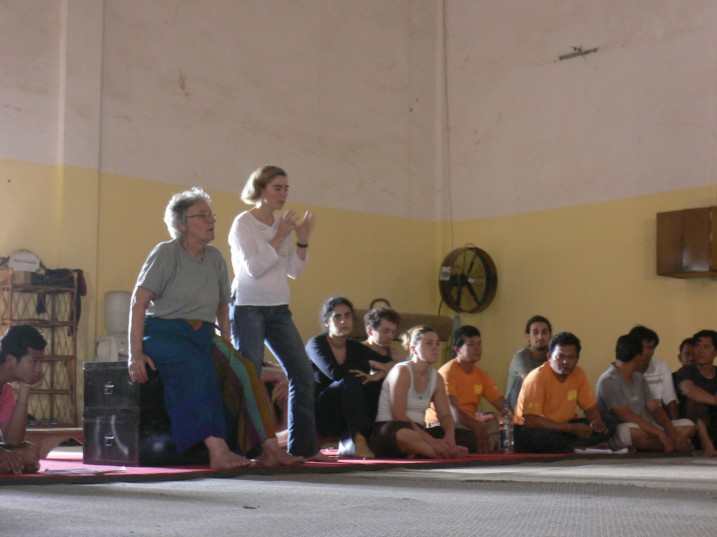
top-left (426, 325), bottom-right (508, 453)
top-left (514, 331), bottom-right (613, 453)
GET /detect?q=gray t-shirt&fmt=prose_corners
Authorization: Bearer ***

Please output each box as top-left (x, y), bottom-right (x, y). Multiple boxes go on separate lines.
top-left (596, 363), bottom-right (652, 428)
top-left (136, 239), bottom-right (230, 323)
top-left (506, 347), bottom-right (545, 408)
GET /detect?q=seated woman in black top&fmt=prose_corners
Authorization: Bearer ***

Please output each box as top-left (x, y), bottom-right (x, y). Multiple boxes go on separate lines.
top-left (305, 296), bottom-right (393, 458)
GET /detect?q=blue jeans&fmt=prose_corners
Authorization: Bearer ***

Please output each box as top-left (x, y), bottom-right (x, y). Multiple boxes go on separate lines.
top-left (230, 304), bottom-right (317, 457)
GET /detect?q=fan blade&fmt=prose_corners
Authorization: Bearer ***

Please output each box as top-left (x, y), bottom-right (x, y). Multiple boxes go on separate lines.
top-left (465, 281), bottom-right (481, 307)
top-left (465, 251), bottom-right (477, 277)
top-left (455, 275), bottom-right (464, 310)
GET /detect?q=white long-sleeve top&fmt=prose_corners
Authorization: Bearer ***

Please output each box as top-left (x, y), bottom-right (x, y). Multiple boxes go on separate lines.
top-left (228, 210), bottom-right (306, 306)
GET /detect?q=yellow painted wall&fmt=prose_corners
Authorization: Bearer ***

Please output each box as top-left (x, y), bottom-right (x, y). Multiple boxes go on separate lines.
top-left (95, 173), bottom-right (439, 348)
top-left (5, 158), bottom-right (717, 420)
top-left (0, 159), bottom-right (98, 363)
top-left (1, 158), bottom-right (101, 423)
top-left (444, 185), bottom-right (717, 405)
top-left (0, 159), bottom-right (60, 263)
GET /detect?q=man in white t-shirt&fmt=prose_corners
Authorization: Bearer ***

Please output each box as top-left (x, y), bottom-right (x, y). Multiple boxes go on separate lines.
top-left (629, 325), bottom-right (679, 420)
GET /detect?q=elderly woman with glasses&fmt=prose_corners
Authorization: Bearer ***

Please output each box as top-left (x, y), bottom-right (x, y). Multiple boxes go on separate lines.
top-left (128, 187), bottom-right (302, 469)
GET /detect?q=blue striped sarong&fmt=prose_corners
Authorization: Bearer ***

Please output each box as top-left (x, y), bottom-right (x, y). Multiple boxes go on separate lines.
top-left (143, 317), bottom-right (275, 455)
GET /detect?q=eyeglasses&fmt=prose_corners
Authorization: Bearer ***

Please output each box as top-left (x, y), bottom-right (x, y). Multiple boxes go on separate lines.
top-left (185, 212), bottom-right (217, 222)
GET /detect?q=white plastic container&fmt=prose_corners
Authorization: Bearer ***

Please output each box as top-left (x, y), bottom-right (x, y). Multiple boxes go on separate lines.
top-left (104, 291), bottom-right (131, 335)
top-left (96, 291), bottom-right (131, 361)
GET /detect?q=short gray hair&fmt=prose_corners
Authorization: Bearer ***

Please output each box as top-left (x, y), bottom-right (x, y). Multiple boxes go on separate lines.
top-left (164, 187), bottom-right (212, 239)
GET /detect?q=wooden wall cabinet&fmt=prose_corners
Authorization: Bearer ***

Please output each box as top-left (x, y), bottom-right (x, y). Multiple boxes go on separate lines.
top-left (0, 268), bottom-right (78, 426)
top-left (656, 206), bottom-right (717, 278)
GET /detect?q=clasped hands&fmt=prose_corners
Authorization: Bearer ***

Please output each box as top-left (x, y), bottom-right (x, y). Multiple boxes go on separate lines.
top-left (570, 419), bottom-right (608, 438)
top-left (278, 210), bottom-right (314, 243)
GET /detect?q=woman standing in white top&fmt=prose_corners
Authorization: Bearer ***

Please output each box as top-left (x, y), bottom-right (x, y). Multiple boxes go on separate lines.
top-left (229, 165), bottom-right (330, 461)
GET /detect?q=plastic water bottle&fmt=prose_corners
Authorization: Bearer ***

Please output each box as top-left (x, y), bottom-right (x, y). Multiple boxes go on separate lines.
top-left (500, 403), bottom-right (514, 454)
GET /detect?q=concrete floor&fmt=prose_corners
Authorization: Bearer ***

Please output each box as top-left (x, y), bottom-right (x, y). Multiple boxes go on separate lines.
top-left (2, 456), bottom-right (716, 536)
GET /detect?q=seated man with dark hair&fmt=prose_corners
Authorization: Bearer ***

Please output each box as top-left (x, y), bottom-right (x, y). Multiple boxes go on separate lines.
top-left (596, 334), bottom-right (694, 453)
top-left (514, 331), bottom-right (613, 453)
top-left (426, 325), bottom-right (508, 453)
top-left (676, 329), bottom-right (717, 457)
top-left (506, 315), bottom-right (552, 409)
top-left (362, 306), bottom-right (401, 362)
top-left (628, 325), bottom-right (680, 420)
top-left (0, 325), bottom-right (46, 474)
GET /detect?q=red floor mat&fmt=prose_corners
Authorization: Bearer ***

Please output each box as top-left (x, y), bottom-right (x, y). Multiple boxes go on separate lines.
top-left (0, 450), bottom-right (575, 486)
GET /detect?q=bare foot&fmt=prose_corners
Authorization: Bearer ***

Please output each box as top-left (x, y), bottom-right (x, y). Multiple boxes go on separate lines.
top-left (260, 438), bottom-right (304, 467)
top-left (23, 462), bottom-right (41, 474)
top-left (452, 445), bottom-right (469, 458)
top-left (0, 450), bottom-right (23, 475)
top-left (352, 433), bottom-right (375, 459)
top-left (306, 451), bottom-right (338, 463)
top-left (209, 449), bottom-right (252, 469)
top-left (276, 451), bottom-right (304, 466)
top-left (260, 451), bottom-right (304, 467)
top-left (205, 436), bottom-right (252, 469)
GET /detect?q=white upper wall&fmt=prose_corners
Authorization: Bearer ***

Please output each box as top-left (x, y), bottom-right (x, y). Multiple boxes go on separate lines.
top-left (445, 0), bottom-right (717, 220)
top-left (0, 1), bottom-right (61, 164)
top-left (100, 0), bottom-right (439, 220)
top-left (3, 1), bottom-right (717, 221)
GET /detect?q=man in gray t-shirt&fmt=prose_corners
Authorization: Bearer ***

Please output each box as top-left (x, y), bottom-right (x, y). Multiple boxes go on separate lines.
top-left (506, 315), bottom-right (551, 408)
top-left (596, 334), bottom-right (694, 453)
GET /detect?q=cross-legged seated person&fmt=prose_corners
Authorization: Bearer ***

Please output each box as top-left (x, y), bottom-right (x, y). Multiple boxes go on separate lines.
top-left (675, 329), bottom-right (717, 457)
top-left (128, 187), bottom-right (303, 469)
top-left (361, 306), bottom-right (401, 362)
top-left (426, 325), bottom-right (508, 453)
top-left (0, 325), bottom-right (45, 474)
top-left (369, 325), bottom-right (476, 459)
top-left (306, 296), bottom-right (394, 458)
top-left (514, 331), bottom-right (613, 453)
top-left (597, 335), bottom-right (694, 453)
top-left (629, 325), bottom-right (681, 420)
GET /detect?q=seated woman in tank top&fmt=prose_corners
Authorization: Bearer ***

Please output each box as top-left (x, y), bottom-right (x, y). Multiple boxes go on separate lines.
top-left (369, 325), bottom-right (476, 459)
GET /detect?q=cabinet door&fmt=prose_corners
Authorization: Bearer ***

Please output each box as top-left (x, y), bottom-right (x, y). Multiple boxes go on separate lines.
top-left (84, 363), bottom-right (139, 410)
top-left (657, 206), bottom-right (717, 277)
top-left (83, 412), bottom-right (140, 466)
